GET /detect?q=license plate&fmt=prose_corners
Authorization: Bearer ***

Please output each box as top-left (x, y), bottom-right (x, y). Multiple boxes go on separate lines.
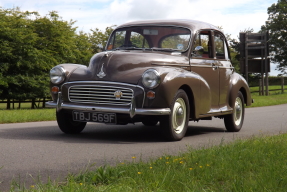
top-left (73, 111), bottom-right (116, 123)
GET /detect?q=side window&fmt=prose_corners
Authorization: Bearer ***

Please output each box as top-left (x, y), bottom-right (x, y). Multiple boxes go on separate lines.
top-left (214, 33), bottom-right (228, 60)
top-left (193, 31), bottom-right (211, 58)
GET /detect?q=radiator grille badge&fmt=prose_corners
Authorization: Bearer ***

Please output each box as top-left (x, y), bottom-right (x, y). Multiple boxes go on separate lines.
top-left (114, 90), bottom-right (123, 100)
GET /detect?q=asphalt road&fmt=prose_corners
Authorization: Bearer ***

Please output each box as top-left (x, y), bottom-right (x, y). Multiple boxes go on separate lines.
top-left (1, 104), bottom-right (287, 191)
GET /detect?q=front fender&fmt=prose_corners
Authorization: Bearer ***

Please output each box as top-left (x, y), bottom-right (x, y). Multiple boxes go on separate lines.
top-left (49, 63), bottom-right (88, 102)
top-left (142, 67), bottom-right (211, 118)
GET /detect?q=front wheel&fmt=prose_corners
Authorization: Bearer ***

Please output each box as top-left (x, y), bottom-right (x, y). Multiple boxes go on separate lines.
top-left (160, 89), bottom-right (190, 141)
top-left (224, 91), bottom-right (245, 132)
top-left (56, 110), bottom-right (87, 134)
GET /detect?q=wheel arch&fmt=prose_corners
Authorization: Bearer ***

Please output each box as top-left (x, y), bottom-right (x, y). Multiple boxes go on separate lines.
top-left (179, 84), bottom-right (196, 119)
top-left (229, 73), bottom-right (252, 107)
top-left (239, 87), bottom-right (248, 105)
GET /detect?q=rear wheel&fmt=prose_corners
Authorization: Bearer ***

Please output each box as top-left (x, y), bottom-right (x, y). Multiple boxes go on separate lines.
top-left (56, 110), bottom-right (86, 134)
top-left (224, 91), bottom-right (245, 132)
top-left (160, 89), bottom-right (190, 141)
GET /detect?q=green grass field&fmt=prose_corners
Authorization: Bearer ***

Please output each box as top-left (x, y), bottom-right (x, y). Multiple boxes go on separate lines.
top-left (11, 134), bottom-right (287, 192)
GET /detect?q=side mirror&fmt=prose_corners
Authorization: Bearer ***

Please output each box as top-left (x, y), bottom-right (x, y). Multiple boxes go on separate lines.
top-left (193, 46), bottom-right (204, 57)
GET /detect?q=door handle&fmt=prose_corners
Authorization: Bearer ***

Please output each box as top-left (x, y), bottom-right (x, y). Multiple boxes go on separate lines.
top-left (212, 63), bottom-right (218, 70)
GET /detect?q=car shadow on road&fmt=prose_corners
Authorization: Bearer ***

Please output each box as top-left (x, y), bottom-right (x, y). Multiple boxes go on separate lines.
top-left (0, 122), bottom-right (227, 144)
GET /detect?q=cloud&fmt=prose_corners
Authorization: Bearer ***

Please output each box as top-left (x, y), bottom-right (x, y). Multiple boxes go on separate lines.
top-left (1, 0), bottom-right (275, 38)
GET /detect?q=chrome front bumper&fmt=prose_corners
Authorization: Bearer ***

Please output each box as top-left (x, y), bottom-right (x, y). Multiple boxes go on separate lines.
top-left (46, 92), bottom-right (171, 118)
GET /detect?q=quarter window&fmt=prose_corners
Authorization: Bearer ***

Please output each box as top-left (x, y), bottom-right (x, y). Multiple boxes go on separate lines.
top-left (214, 33), bottom-right (228, 60)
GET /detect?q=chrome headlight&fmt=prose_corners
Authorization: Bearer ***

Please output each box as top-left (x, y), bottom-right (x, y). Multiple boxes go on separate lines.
top-left (142, 69), bottom-right (160, 89)
top-left (50, 66), bottom-right (66, 84)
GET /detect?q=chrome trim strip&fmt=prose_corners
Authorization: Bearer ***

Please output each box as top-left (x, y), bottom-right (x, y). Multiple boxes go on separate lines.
top-left (46, 101), bottom-right (57, 108)
top-left (130, 96), bottom-right (136, 118)
top-left (190, 65), bottom-right (234, 70)
top-left (56, 92), bottom-right (62, 112)
top-left (199, 109), bottom-right (233, 117)
top-left (190, 65), bottom-right (212, 68)
top-left (152, 63), bottom-right (190, 67)
top-left (62, 81), bottom-right (144, 89)
top-left (45, 101), bottom-right (170, 116)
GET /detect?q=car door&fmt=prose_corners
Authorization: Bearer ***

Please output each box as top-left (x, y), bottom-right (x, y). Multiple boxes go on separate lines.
top-left (190, 30), bottom-right (220, 113)
top-left (213, 31), bottom-right (234, 112)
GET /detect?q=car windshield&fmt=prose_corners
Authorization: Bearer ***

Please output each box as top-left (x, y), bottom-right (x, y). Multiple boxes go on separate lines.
top-left (106, 26), bottom-right (191, 52)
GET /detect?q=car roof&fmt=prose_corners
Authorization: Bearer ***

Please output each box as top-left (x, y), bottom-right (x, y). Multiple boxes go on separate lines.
top-left (116, 19), bottom-right (220, 32)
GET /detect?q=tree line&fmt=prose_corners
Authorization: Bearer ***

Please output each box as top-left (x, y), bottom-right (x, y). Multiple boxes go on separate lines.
top-left (0, 7), bottom-right (113, 106)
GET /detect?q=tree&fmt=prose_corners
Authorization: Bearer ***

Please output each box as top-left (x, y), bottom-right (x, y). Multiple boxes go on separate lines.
top-left (0, 8), bottom-right (47, 102)
top-left (31, 11), bottom-right (93, 65)
top-left (261, 0), bottom-right (287, 74)
top-left (0, 8), bottom-right (93, 107)
top-left (89, 26), bottom-right (116, 53)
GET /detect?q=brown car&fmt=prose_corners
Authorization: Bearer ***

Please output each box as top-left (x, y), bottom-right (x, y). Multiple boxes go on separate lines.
top-left (46, 19), bottom-right (252, 141)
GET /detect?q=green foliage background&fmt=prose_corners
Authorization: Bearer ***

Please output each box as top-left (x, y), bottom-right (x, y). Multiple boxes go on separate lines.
top-left (0, 7), bottom-right (114, 101)
top-left (261, 0), bottom-right (287, 75)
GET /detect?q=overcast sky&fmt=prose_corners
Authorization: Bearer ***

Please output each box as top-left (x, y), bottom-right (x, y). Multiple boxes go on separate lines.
top-left (0, 0), bottom-right (280, 75)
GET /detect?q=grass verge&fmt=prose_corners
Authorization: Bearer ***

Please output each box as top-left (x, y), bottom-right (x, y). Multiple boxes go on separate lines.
top-left (250, 92), bottom-right (287, 107)
top-left (12, 134), bottom-right (287, 192)
top-left (1, 91), bottom-right (287, 124)
top-left (0, 108), bottom-right (55, 124)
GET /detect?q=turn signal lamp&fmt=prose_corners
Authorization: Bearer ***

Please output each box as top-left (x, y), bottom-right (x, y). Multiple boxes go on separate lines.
top-left (52, 86), bottom-right (59, 94)
top-left (147, 90), bottom-right (155, 99)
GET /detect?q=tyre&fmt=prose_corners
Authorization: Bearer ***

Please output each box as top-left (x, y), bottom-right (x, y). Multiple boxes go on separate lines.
top-left (56, 110), bottom-right (86, 134)
top-left (160, 89), bottom-right (190, 141)
top-left (224, 91), bottom-right (245, 132)
top-left (142, 119), bottom-right (158, 126)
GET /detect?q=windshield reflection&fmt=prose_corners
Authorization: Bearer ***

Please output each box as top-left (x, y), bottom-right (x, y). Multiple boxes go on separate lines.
top-left (106, 26), bottom-right (191, 52)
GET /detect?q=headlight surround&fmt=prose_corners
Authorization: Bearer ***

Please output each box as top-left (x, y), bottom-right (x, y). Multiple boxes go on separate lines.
top-left (142, 69), bottom-right (160, 89)
top-left (50, 66), bottom-right (66, 84)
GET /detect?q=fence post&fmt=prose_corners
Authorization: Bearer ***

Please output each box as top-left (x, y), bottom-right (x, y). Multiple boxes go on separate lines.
top-left (43, 98), bottom-right (46, 108)
top-left (31, 98), bottom-right (35, 109)
top-left (6, 98), bottom-right (10, 109)
top-left (282, 76), bottom-right (284, 94)
top-left (259, 79), bottom-right (262, 96)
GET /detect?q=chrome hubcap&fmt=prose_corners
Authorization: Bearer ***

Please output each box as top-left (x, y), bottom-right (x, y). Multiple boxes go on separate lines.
top-left (172, 98), bottom-right (186, 134)
top-left (234, 97), bottom-right (243, 126)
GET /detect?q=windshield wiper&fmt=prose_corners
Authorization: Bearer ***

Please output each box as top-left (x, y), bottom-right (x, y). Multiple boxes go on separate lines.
top-left (114, 46), bottom-right (143, 51)
top-left (148, 48), bottom-right (181, 52)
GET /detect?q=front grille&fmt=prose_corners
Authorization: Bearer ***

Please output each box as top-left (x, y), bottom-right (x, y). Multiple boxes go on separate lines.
top-left (69, 85), bottom-right (133, 105)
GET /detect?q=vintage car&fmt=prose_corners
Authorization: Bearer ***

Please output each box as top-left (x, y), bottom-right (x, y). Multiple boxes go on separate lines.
top-left (46, 19), bottom-right (252, 141)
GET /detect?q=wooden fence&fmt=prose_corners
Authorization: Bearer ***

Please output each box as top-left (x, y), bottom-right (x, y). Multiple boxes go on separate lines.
top-left (0, 98), bottom-right (51, 109)
top-left (251, 76), bottom-right (286, 95)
